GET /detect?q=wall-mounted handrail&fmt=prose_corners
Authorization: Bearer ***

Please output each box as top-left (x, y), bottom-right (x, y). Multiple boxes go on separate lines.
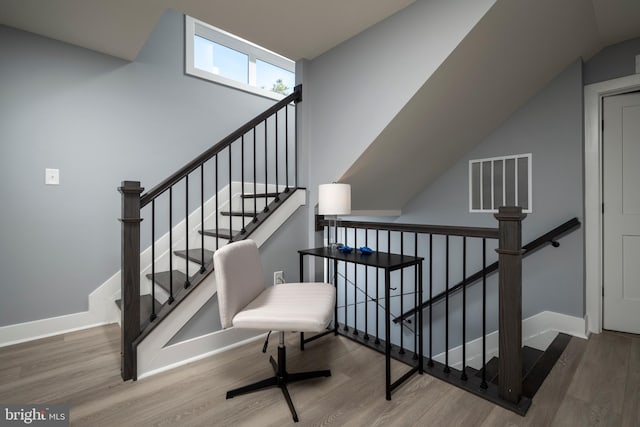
top-left (140, 85), bottom-right (302, 207)
top-left (392, 217), bottom-right (581, 323)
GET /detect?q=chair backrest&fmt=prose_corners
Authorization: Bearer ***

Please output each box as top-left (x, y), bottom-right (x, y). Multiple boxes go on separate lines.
top-left (213, 239), bottom-right (266, 329)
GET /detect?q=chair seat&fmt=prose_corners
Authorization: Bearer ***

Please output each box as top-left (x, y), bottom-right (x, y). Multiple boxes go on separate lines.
top-left (232, 283), bottom-right (335, 332)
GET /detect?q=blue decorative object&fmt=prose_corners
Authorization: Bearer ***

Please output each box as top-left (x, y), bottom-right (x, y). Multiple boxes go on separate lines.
top-left (359, 246), bottom-right (374, 255)
top-left (339, 245), bottom-right (353, 254)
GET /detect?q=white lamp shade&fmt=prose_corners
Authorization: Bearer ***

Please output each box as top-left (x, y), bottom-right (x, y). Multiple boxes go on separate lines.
top-left (318, 183), bottom-right (351, 215)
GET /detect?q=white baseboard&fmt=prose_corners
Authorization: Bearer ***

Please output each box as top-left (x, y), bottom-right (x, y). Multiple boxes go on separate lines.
top-left (433, 310), bottom-right (588, 370)
top-left (0, 311), bottom-right (114, 348)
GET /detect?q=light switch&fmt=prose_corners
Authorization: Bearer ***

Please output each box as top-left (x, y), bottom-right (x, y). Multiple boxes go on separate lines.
top-left (45, 168), bottom-right (60, 185)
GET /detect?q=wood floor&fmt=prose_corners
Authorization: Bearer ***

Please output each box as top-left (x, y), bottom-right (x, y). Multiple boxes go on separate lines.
top-left (0, 325), bottom-right (638, 426)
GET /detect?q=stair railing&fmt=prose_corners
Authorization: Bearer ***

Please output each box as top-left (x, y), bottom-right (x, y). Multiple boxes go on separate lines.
top-left (119, 85), bottom-right (302, 381)
top-left (393, 217), bottom-right (581, 324)
top-left (317, 207), bottom-right (530, 413)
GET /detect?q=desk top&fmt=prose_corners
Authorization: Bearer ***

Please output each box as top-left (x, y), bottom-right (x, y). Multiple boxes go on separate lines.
top-left (299, 247), bottom-right (423, 270)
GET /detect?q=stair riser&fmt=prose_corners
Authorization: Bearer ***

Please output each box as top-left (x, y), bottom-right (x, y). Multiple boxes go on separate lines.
top-left (231, 196), bottom-right (274, 212)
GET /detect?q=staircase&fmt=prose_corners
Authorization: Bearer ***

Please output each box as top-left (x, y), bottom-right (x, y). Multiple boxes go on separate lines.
top-left (118, 85), bottom-right (303, 381)
top-left (115, 185), bottom-right (295, 331)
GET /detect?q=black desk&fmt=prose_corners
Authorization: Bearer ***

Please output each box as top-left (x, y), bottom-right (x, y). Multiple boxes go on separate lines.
top-left (299, 247), bottom-right (424, 400)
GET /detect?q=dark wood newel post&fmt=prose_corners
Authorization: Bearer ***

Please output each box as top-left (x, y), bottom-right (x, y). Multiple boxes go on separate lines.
top-left (495, 206), bottom-right (526, 404)
top-left (119, 180), bottom-right (144, 381)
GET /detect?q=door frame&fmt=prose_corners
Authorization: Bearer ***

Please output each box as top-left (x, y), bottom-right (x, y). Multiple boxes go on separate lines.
top-left (584, 73), bottom-right (640, 334)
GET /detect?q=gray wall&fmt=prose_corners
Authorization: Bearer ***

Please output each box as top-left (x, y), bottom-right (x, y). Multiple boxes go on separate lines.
top-left (299, 0), bottom-right (495, 218)
top-left (584, 37), bottom-right (640, 85)
top-left (0, 9), bottom-right (295, 326)
top-left (399, 60), bottom-right (585, 320)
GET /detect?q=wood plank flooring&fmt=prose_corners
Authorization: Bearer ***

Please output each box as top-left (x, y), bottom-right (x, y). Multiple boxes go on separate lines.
top-left (0, 325), bottom-right (638, 426)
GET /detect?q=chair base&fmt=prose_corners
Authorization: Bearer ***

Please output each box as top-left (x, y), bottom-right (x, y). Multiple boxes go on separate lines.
top-left (226, 344), bottom-right (331, 422)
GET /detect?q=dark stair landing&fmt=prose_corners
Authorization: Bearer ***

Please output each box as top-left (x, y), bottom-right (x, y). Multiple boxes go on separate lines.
top-left (475, 332), bottom-right (572, 399)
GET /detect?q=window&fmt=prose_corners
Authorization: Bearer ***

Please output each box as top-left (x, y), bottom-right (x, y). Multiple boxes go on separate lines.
top-left (469, 153), bottom-right (532, 213)
top-left (185, 16), bottom-right (295, 99)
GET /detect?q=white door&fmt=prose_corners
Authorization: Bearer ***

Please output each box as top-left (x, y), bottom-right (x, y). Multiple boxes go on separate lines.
top-left (603, 91), bottom-right (640, 334)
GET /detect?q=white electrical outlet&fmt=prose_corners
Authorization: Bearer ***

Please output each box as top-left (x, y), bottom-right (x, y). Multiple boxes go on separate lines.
top-left (45, 168), bottom-right (60, 185)
top-left (274, 271), bottom-right (284, 285)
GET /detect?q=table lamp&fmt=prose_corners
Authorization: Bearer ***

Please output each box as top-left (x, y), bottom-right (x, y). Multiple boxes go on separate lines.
top-left (318, 183), bottom-right (351, 250)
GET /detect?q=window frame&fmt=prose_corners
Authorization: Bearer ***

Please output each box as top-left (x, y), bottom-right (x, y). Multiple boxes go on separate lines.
top-left (468, 153), bottom-right (532, 213)
top-left (185, 15), bottom-right (295, 100)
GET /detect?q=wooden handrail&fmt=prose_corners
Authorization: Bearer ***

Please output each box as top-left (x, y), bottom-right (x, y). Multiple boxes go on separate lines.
top-left (317, 217), bottom-right (499, 239)
top-left (140, 85), bottom-right (302, 207)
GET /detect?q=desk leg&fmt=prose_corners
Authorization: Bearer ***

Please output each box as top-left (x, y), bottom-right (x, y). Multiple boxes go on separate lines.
top-left (385, 268), bottom-right (391, 400)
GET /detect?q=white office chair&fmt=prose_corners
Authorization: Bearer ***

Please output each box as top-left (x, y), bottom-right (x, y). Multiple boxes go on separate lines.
top-left (213, 239), bottom-right (336, 423)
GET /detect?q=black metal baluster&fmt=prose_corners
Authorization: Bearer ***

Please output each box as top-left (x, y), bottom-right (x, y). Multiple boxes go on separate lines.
top-left (375, 229), bottom-right (380, 345)
top-left (387, 230), bottom-right (391, 350)
top-left (413, 232), bottom-right (418, 360)
top-left (168, 187), bottom-right (174, 304)
top-left (427, 234), bottom-right (433, 366)
top-left (294, 101), bottom-right (298, 188)
top-left (461, 236), bottom-right (468, 381)
top-left (285, 105), bottom-right (289, 192)
top-left (200, 164), bottom-right (205, 273)
top-left (444, 235), bottom-right (449, 373)
top-left (184, 176), bottom-right (190, 289)
top-left (274, 111), bottom-right (280, 202)
top-left (253, 128), bottom-right (258, 223)
top-left (228, 144), bottom-right (233, 242)
top-left (399, 231), bottom-right (405, 354)
top-left (353, 228), bottom-right (358, 336)
top-left (150, 199), bottom-right (156, 321)
top-left (241, 135), bottom-right (246, 234)
top-left (215, 155), bottom-right (219, 251)
top-left (364, 228), bottom-right (370, 341)
top-left (481, 238), bottom-right (488, 389)
top-left (343, 226), bottom-right (349, 332)
top-left (264, 120), bottom-right (269, 213)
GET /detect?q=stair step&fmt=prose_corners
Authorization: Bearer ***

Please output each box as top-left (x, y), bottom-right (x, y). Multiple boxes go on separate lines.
top-left (522, 333), bottom-right (572, 398)
top-left (146, 270), bottom-right (190, 293)
top-left (220, 210), bottom-right (258, 217)
top-left (174, 248), bottom-right (215, 266)
top-left (115, 295), bottom-right (162, 327)
top-left (475, 345), bottom-right (546, 384)
top-left (241, 192), bottom-right (280, 199)
top-left (199, 228), bottom-right (237, 240)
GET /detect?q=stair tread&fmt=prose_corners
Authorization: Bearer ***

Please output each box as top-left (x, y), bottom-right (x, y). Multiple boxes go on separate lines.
top-left (475, 345), bottom-right (552, 384)
top-left (115, 294), bottom-right (162, 327)
top-left (522, 333), bottom-right (572, 398)
top-left (146, 270), bottom-right (189, 293)
top-left (199, 228), bottom-right (237, 239)
top-left (174, 248), bottom-right (215, 265)
top-left (241, 192), bottom-right (280, 199)
top-left (220, 210), bottom-right (258, 217)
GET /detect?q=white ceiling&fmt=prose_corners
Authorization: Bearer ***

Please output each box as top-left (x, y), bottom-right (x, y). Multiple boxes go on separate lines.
top-left (0, 0), bottom-right (416, 61)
